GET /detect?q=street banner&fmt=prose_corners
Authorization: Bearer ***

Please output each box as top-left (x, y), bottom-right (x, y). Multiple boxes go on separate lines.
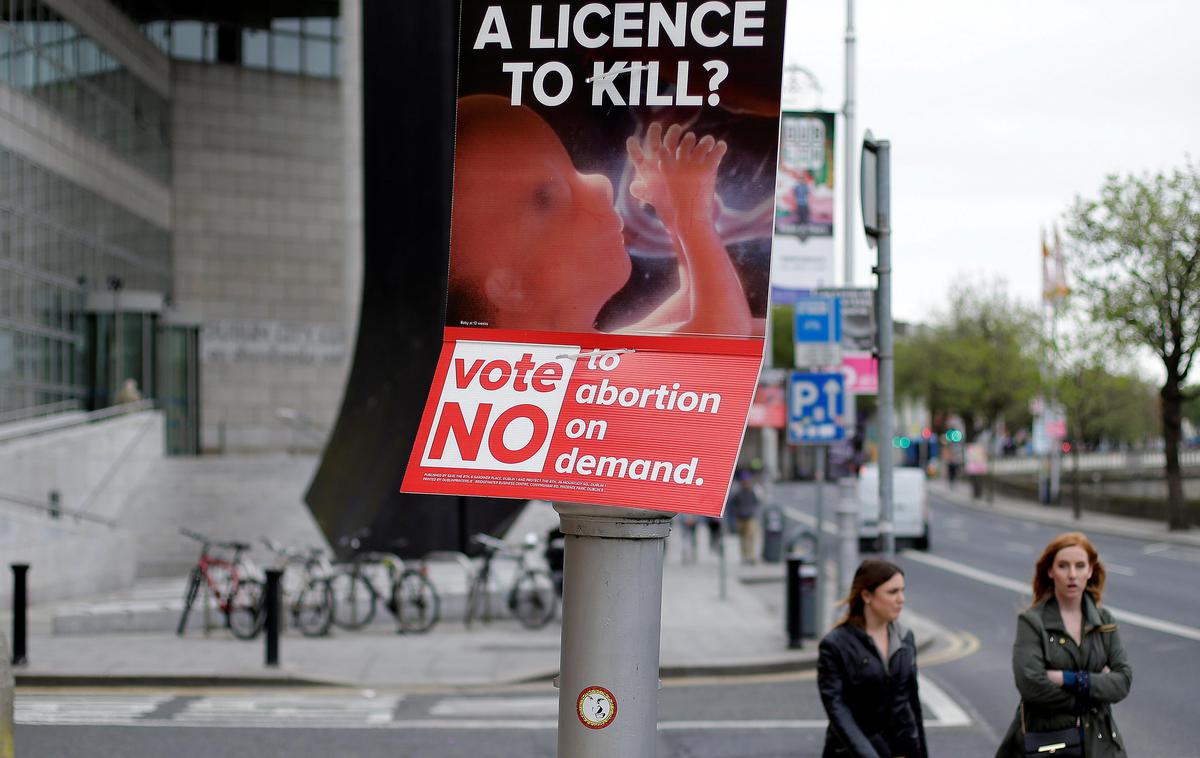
top-left (770, 110), bottom-right (835, 307)
top-left (774, 111), bottom-right (835, 238)
top-left (403, 1), bottom-right (788, 517)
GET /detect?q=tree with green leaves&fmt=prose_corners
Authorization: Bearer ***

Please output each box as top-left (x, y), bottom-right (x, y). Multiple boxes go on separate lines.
top-left (895, 278), bottom-right (1040, 441)
top-left (1067, 163), bottom-right (1200, 530)
top-left (1053, 323), bottom-right (1160, 517)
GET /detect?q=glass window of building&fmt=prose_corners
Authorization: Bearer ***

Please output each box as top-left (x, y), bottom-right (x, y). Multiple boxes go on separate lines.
top-left (0, 0), bottom-right (171, 180)
top-left (0, 147), bottom-right (170, 421)
top-left (110, 3), bottom-right (341, 80)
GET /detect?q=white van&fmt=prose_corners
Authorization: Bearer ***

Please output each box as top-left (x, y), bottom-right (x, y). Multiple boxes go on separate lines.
top-left (856, 465), bottom-right (931, 551)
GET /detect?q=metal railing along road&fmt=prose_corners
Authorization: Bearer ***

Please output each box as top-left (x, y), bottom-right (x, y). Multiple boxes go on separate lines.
top-left (989, 448), bottom-right (1200, 475)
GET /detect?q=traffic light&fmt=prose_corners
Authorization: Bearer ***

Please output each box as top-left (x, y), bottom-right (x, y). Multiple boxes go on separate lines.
top-left (1061, 442), bottom-right (1071, 453)
top-left (945, 429), bottom-right (963, 443)
top-left (892, 436), bottom-right (911, 449)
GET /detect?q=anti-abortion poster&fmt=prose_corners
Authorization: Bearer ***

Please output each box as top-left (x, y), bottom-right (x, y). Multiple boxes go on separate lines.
top-left (402, 1), bottom-right (788, 517)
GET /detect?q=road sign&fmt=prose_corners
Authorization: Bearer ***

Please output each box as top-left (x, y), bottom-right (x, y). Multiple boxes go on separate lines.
top-left (840, 352), bottom-right (878, 394)
top-left (793, 295), bottom-right (841, 368)
top-left (860, 130), bottom-right (880, 248)
top-left (816, 286), bottom-right (876, 353)
top-left (787, 372), bottom-right (845, 444)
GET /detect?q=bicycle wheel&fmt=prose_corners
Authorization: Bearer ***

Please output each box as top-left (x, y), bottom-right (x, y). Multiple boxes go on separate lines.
top-left (294, 578), bottom-right (334, 637)
top-left (227, 579), bottom-right (266, 640)
top-left (330, 571), bottom-right (376, 629)
top-left (177, 567), bottom-right (202, 636)
top-left (510, 570), bottom-right (557, 629)
top-left (392, 570), bottom-right (440, 634)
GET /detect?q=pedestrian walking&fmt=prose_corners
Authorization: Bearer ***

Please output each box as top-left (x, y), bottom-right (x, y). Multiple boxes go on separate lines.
top-left (995, 532), bottom-right (1132, 758)
top-left (726, 469), bottom-right (760, 564)
top-left (704, 515), bottom-right (723, 554)
top-left (677, 514), bottom-right (699, 564)
top-left (817, 559), bottom-right (927, 758)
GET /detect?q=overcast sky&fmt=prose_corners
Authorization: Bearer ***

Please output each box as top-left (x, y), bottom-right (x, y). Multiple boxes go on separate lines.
top-left (781, 0), bottom-right (1200, 324)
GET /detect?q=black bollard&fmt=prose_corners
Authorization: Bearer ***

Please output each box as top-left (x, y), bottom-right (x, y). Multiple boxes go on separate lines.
top-left (11, 564), bottom-right (29, 665)
top-left (264, 569), bottom-right (282, 667)
top-left (786, 555), bottom-right (803, 649)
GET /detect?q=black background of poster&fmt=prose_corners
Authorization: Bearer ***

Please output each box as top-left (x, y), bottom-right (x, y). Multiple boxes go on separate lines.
top-left (305, 0), bottom-right (523, 558)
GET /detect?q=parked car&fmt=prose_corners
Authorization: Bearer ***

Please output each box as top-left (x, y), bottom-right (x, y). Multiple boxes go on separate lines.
top-left (855, 465), bottom-right (931, 551)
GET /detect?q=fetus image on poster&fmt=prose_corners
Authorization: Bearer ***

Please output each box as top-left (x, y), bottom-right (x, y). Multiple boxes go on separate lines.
top-left (446, 94), bottom-right (755, 338)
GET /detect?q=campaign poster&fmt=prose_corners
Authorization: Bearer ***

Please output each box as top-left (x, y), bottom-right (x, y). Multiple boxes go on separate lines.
top-left (768, 109), bottom-right (836, 360)
top-left (403, 1), bottom-right (788, 517)
top-left (774, 111), bottom-right (835, 238)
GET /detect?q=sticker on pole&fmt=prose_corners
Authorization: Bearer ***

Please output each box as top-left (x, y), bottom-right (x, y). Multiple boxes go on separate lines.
top-left (577, 686), bottom-right (617, 730)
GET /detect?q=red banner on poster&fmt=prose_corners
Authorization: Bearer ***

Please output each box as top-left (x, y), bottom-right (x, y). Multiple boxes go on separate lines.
top-left (403, 331), bottom-right (761, 516)
top-left (402, 1), bottom-right (788, 516)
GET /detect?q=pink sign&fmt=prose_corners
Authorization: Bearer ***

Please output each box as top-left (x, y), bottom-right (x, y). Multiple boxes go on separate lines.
top-left (840, 353), bottom-right (878, 395)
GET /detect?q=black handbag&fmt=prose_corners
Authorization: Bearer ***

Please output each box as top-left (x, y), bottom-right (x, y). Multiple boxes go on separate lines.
top-left (1021, 703), bottom-right (1082, 757)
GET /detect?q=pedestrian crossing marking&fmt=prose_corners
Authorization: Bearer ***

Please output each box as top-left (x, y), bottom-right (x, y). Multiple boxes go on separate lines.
top-left (16, 685), bottom-right (972, 730)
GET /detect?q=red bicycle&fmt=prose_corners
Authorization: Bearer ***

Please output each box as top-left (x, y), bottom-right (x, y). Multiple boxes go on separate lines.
top-left (177, 528), bottom-right (265, 639)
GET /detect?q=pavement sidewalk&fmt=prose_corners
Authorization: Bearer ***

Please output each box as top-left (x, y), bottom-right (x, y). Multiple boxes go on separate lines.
top-left (2, 451), bottom-right (960, 692)
top-left (8, 531), bottom-right (784, 689)
top-left (930, 479), bottom-right (1200, 547)
top-left (8, 524), bottom-right (944, 691)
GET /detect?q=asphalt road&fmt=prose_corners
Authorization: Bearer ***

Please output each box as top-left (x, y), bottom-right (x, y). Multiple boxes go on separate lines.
top-left (14, 487), bottom-right (1200, 757)
top-left (14, 672), bottom-right (990, 758)
top-left (894, 492), bottom-right (1200, 756)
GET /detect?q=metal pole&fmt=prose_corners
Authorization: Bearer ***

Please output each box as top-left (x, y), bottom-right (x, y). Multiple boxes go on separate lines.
top-left (0, 632), bottom-right (13, 758)
top-left (264, 569), bottom-right (281, 667)
top-left (10, 565), bottom-right (27, 666)
top-left (1049, 300), bottom-right (1062, 504)
top-left (843, 0), bottom-right (856, 286)
top-left (718, 514), bottom-right (728, 601)
top-left (835, 479), bottom-right (859, 599)
top-left (876, 140), bottom-right (895, 559)
top-left (555, 504), bottom-right (671, 757)
top-left (814, 446), bottom-right (826, 632)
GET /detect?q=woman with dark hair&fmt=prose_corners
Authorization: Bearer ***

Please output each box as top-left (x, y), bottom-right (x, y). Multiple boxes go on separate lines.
top-left (817, 559), bottom-right (927, 758)
top-left (995, 532), bottom-right (1131, 757)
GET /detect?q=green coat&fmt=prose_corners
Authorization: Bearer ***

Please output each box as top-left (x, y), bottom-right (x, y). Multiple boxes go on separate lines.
top-left (995, 595), bottom-right (1132, 758)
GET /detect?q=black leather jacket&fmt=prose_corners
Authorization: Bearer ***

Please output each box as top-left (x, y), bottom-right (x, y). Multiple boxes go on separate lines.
top-left (817, 621), bottom-right (928, 758)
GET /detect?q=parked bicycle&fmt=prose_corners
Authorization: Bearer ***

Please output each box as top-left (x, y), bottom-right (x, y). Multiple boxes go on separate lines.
top-left (465, 533), bottom-right (557, 630)
top-left (177, 528), bottom-right (264, 639)
top-left (260, 538), bottom-right (336, 637)
top-left (329, 530), bottom-right (440, 634)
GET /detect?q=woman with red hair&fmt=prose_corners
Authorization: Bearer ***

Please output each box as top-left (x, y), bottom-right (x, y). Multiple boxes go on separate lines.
top-left (995, 532), bottom-right (1132, 757)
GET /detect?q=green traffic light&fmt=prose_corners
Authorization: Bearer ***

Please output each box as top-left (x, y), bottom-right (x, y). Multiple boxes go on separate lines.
top-left (946, 429), bottom-right (963, 443)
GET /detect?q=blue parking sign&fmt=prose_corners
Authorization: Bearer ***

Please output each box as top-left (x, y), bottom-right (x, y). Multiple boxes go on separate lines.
top-left (787, 371), bottom-right (845, 444)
